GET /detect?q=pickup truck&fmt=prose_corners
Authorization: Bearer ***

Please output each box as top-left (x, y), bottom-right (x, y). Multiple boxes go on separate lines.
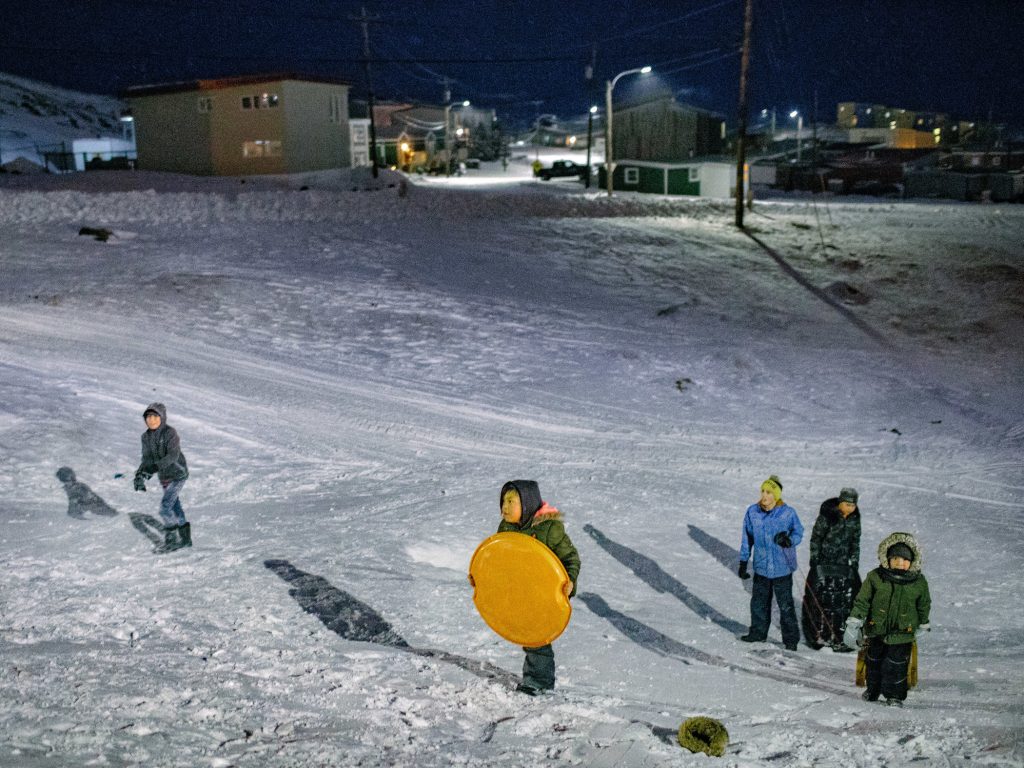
top-left (535, 160), bottom-right (587, 181)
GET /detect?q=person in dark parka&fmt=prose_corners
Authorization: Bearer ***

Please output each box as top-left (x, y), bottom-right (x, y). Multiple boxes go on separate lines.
top-left (134, 402), bottom-right (191, 553)
top-left (496, 480), bottom-right (580, 695)
top-left (802, 487), bottom-right (862, 650)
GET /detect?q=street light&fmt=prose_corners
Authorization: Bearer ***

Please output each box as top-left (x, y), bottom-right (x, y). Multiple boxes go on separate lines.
top-left (444, 100), bottom-right (471, 176)
top-left (790, 109), bottom-right (803, 162)
top-left (605, 65), bottom-right (651, 197)
top-left (585, 105), bottom-right (597, 189)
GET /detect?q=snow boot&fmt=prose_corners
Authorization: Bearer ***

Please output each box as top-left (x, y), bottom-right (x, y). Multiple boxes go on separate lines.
top-left (884, 697), bottom-right (904, 708)
top-left (180, 522), bottom-right (192, 548)
top-left (861, 690), bottom-right (879, 702)
top-left (740, 633), bottom-right (765, 643)
top-left (155, 525), bottom-right (184, 554)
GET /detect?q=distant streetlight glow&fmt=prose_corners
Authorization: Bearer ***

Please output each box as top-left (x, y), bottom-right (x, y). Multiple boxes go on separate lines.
top-left (790, 110), bottom-right (803, 161)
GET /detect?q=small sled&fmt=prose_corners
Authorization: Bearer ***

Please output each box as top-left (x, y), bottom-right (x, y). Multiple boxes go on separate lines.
top-left (856, 641), bottom-right (918, 688)
top-left (469, 532), bottom-right (572, 647)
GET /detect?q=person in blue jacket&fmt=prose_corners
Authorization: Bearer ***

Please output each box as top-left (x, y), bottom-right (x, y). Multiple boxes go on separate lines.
top-left (738, 475), bottom-right (804, 650)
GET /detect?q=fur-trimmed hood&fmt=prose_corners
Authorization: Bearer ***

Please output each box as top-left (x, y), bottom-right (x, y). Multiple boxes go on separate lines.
top-left (876, 531), bottom-right (923, 572)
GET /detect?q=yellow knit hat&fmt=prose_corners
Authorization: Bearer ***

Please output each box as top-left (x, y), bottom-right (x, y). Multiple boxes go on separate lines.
top-left (760, 475), bottom-right (783, 503)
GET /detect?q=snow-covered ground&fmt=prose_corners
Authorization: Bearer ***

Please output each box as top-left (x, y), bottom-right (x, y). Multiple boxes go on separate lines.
top-left (0, 73), bottom-right (126, 168)
top-left (1, 168), bottom-right (1022, 767)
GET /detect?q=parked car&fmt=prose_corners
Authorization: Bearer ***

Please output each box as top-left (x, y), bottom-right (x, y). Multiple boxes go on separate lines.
top-left (536, 160), bottom-right (586, 181)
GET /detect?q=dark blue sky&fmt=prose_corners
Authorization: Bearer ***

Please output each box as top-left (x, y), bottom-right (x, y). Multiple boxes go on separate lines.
top-left (2, 0), bottom-right (1021, 128)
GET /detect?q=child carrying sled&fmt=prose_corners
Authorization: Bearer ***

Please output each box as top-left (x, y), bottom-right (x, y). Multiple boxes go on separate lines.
top-left (843, 532), bottom-right (931, 707)
top-left (496, 480), bottom-right (580, 695)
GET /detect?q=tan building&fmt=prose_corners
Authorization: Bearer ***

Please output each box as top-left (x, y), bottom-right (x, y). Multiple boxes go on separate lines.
top-left (125, 74), bottom-right (352, 175)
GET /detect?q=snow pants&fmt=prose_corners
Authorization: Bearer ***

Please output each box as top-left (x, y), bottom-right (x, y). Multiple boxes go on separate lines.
top-left (158, 478), bottom-right (188, 528)
top-left (749, 573), bottom-right (799, 646)
top-left (865, 637), bottom-right (912, 701)
top-left (522, 644), bottom-right (555, 690)
top-left (801, 568), bottom-right (860, 647)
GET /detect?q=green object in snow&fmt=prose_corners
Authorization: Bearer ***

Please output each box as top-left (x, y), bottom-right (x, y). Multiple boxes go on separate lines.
top-left (677, 716), bottom-right (729, 757)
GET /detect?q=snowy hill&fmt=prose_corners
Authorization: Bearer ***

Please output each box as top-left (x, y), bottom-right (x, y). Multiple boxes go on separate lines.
top-left (0, 72), bottom-right (126, 167)
top-left (0, 172), bottom-right (1022, 767)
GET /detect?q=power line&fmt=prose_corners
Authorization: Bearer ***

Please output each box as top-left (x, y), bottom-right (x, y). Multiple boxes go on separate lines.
top-left (0, 43), bottom-right (578, 65)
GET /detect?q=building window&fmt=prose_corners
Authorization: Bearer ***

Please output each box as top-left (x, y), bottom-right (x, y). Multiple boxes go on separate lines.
top-left (242, 93), bottom-right (279, 110)
top-left (688, 167), bottom-right (700, 182)
top-left (329, 94), bottom-right (344, 123)
top-left (624, 168), bottom-right (639, 185)
top-left (242, 140), bottom-right (282, 158)
top-left (352, 124), bottom-right (367, 143)
top-left (198, 97), bottom-right (213, 113)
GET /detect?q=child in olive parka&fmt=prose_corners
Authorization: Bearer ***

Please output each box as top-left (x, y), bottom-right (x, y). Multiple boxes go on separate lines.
top-left (497, 480), bottom-right (581, 695)
top-left (843, 532), bottom-right (931, 707)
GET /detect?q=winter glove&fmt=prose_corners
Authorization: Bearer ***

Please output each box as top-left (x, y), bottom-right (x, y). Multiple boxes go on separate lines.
top-left (133, 475), bottom-right (147, 492)
top-left (842, 617), bottom-right (864, 650)
top-left (738, 561), bottom-right (750, 580)
top-left (773, 531), bottom-right (793, 548)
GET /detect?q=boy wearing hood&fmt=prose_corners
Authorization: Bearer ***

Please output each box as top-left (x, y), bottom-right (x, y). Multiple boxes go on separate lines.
top-left (843, 533), bottom-right (931, 707)
top-left (802, 487), bottom-right (862, 651)
top-left (738, 475), bottom-right (804, 651)
top-left (497, 480), bottom-right (580, 695)
top-left (133, 403), bottom-right (191, 553)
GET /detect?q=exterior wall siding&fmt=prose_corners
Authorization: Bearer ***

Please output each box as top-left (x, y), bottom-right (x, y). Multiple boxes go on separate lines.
top-left (209, 83), bottom-right (286, 175)
top-left (280, 80), bottom-right (350, 173)
top-left (613, 98), bottom-right (723, 162)
top-left (130, 91), bottom-right (213, 174)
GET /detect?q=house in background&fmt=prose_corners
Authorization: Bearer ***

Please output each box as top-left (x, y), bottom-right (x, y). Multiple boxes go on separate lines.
top-left (367, 102), bottom-right (496, 170)
top-left (599, 159), bottom-right (745, 199)
top-left (599, 92), bottom-right (730, 197)
top-left (836, 101), bottom-right (956, 148)
top-left (125, 74), bottom-right (352, 175)
top-left (611, 94), bottom-right (725, 163)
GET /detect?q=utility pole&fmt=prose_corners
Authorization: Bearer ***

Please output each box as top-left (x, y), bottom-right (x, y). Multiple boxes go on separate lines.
top-left (584, 45), bottom-right (596, 189)
top-left (735, 0), bottom-right (753, 228)
top-left (350, 6), bottom-right (381, 178)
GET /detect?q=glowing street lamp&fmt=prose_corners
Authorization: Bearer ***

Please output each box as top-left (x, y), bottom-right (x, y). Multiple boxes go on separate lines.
top-left (444, 99), bottom-right (472, 176)
top-left (585, 105), bottom-right (598, 188)
top-left (605, 66), bottom-right (651, 196)
top-left (790, 110), bottom-right (803, 161)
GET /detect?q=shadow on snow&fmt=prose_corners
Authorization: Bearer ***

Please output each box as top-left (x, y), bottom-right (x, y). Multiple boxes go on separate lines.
top-left (264, 558), bottom-right (518, 688)
top-left (584, 524), bottom-right (746, 635)
top-left (56, 466), bottom-right (118, 519)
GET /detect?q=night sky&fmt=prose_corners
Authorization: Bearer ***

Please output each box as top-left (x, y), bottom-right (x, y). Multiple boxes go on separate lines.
top-left (2, 0), bottom-right (1022, 129)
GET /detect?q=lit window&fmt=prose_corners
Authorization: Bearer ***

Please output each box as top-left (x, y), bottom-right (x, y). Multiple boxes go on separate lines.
top-left (624, 168), bottom-right (639, 184)
top-left (242, 140), bottom-right (282, 158)
top-left (242, 94), bottom-right (279, 110)
top-left (890, 121), bottom-right (897, 129)
top-left (198, 97), bottom-right (213, 113)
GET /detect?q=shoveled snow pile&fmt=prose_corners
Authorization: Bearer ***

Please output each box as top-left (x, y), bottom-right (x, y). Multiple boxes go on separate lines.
top-left (0, 171), bottom-right (1021, 767)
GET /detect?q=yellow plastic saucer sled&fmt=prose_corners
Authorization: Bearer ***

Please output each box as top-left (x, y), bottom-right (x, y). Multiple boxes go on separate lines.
top-left (469, 532), bottom-right (572, 647)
